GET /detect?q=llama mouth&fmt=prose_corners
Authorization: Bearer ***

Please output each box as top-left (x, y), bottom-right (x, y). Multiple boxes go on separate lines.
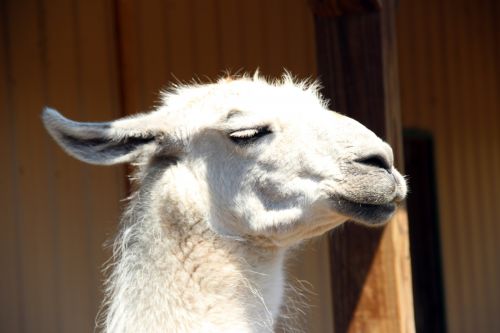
top-left (329, 196), bottom-right (397, 225)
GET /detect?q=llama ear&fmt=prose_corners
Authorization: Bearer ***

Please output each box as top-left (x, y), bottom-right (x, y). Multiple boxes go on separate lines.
top-left (42, 107), bottom-right (166, 165)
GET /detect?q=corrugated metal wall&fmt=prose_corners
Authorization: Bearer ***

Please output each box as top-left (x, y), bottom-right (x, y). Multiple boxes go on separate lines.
top-left (397, 0), bottom-right (500, 332)
top-left (0, 1), bottom-right (125, 332)
top-left (1, 1), bottom-right (332, 332)
top-left (116, 0), bottom-right (317, 112)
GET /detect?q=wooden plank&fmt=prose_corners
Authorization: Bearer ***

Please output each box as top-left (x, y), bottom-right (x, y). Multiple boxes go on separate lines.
top-left (77, 1), bottom-right (125, 331)
top-left (163, 0), bottom-right (196, 81)
top-left (137, 0), bottom-right (170, 109)
top-left (462, 2), bottom-right (488, 331)
top-left (192, 0), bottom-right (220, 78)
top-left (313, 0), bottom-right (415, 332)
top-left (237, 0), bottom-right (266, 71)
top-left (6, 0), bottom-right (59, 331)
top-left (44, 0), bottom-right (96, 331)
top-left (43, 1), bottom-right (124, 332)
top-left (262, 0), bottom-right (288, 76)
top-left (451, 3), bottom-right (478, 332)
top-left (491, 5), bottom-right (500, 333)
top-left (0, 1), bottom-right (22, 331)
top-left (282, 0), bottom-right (317, 77)
top-left (215, 0), bottom-right (243, 73)
top-left (413, 2), bottom-right (459, 332)
top-left (217, 0), bottom-right (318, 78)
top-left (396, 0), bottom-right (420, 127)
top-left (439, 2), bottom-right (468, 332)
top-left (115, 0), bottom-right (142, 115)
top-left (473, 2), bottom-right (500, 330)
top-left (481, 3), bottom-right (500, 331)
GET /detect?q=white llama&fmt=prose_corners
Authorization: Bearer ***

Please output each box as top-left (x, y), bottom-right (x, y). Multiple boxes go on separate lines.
top-left (42, 74), bottom-right (407, 333)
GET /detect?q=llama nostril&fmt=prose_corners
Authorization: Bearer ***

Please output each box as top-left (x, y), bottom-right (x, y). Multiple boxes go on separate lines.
top-left (355, 154), bottom-right (391, 171)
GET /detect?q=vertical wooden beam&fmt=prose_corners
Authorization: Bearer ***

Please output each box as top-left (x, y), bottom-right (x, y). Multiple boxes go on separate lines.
top-left (311, 1), bottom-right (415, 332)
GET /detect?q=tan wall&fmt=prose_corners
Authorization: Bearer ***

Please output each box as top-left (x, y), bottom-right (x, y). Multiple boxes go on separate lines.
top-left (116, 0), bottom-right (317, 112)
top-left (0, 1), bottom-right (333, 332)
top-left (397, 0), bottom-right (500, 332)
top-left (0, 1), bottom-right (125, 332)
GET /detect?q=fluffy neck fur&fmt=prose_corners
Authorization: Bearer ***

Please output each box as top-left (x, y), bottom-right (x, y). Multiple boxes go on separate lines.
top-left (101, 163), bottom-right (286, 333)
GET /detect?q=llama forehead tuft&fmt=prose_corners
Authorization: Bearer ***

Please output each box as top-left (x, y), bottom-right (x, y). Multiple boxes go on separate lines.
top-left (158, 73), bottom-right (329, 124)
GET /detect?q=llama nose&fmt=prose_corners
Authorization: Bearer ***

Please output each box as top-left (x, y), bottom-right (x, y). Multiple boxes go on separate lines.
top-left (355, 154), bottom-right (392, 172)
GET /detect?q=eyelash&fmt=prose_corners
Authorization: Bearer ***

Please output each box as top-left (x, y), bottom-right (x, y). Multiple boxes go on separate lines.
top-left (228, 126), bottom-right (273, 145)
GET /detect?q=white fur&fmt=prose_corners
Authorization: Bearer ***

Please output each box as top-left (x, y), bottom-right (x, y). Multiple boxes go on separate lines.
top-left (42, 73), bottom-right (407, 332)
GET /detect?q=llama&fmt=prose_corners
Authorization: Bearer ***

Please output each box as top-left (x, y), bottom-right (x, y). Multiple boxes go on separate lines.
top-left (42, 74), bottom-right (407, 333)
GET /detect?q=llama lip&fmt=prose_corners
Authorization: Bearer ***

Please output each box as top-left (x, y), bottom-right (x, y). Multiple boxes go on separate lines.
top-left (329, 196), bottom-right (397, 225)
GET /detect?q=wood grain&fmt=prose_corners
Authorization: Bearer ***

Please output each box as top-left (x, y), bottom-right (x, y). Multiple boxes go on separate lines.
top-left (314, 0), bottom-right (415, 332)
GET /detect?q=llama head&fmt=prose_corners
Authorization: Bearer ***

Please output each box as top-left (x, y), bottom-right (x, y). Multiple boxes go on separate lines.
top-left (43, 74), bottom-right (407, 246)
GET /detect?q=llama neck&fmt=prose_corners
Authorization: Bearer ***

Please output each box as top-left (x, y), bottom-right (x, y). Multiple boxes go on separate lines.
top-left (103, 195), bottom-right (286, 333)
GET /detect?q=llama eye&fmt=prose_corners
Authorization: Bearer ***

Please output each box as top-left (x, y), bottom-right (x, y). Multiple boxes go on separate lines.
top-left (228, 126), bottom-right (272, 145)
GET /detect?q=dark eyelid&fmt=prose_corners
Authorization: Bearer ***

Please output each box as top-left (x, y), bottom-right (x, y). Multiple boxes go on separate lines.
top-left (229, 126), bottom-right (272, 145)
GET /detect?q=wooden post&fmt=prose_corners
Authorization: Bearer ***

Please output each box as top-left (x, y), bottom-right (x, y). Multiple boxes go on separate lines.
top-left (311, 1), bottom-right (416, 332)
